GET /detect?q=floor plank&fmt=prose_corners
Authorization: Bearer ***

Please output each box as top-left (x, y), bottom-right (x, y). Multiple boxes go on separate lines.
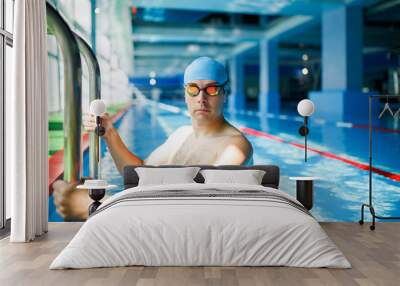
top-left (0, 222), bottom-right (399, 286)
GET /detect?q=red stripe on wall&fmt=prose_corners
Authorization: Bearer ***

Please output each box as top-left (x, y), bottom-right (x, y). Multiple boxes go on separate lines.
top-left (241, 127), bottom-right (400, 182)
top-left (48, 105), bottom-right (131, 194)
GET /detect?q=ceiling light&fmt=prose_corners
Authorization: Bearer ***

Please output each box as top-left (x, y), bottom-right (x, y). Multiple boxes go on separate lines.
top-left (205, 27), bottom-right (217, 35)
top-left (187, 44), bottom-right (200, 53)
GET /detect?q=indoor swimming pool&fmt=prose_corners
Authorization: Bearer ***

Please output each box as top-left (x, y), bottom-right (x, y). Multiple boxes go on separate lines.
top-left (49, 100), bottom-right (400, 222)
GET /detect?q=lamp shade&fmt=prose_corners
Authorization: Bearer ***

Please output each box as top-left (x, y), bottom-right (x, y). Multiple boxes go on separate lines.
top-left (297, 99), bottom-right (315, 117)
top-left (90, 99), bottom-right (106, 116)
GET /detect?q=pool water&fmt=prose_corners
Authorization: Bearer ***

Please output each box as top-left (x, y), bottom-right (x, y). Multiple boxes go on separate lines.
top-left (49, 99), bottom-right (400, 222)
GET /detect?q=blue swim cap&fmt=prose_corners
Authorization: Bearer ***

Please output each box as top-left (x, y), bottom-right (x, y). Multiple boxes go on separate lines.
top-left (184, 57), bottom-right (228, 85)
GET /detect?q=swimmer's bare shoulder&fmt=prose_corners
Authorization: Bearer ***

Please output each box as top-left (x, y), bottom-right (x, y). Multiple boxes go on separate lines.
top-left (225, 123), bottom-right (251, 143)
top-left (221, 124), bottom-right (253, 161)
top-left (229, 131), bottom-right (253, 156)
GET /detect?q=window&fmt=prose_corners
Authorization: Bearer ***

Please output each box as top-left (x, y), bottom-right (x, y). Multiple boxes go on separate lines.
top-left (5, 0), bottom-right (13, 33)
top-left (1, 0), bottom-right (14, 232)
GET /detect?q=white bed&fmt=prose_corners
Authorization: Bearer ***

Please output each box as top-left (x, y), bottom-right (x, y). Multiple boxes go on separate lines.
top-left (50, 183), bottom-right (351, 269)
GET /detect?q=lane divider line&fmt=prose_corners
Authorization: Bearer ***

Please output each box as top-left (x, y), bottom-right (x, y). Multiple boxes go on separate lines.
top-left (352, 124), bottom-right (400, 135)
top-left (236, 108), bottom-right (400, 134)
top-left (154, 98), bottom-right (400, 134)
top-left (116, 99), bottom-right (400, 181)
top-left (241, 127), bottom-right (400, 182)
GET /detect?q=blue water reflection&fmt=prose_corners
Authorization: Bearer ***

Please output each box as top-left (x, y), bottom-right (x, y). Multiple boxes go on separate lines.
top-left (49, 99), bottom-right (400, 222)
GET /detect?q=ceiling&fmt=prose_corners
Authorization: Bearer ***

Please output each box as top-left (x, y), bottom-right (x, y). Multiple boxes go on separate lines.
top-left (131, 0), bottom-right (363, 16)
top-left (126, 0), bottom-right (399, 77)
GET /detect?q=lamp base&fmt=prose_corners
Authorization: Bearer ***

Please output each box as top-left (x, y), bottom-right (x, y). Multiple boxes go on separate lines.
top-left (95, 116), bottom-right (106, 136)
top-left (88, 188), bottom-right (105, 215)
top-left (298, 126), bottom-right (309, 136)
top-left (95, 125), bottom-right (106, 136)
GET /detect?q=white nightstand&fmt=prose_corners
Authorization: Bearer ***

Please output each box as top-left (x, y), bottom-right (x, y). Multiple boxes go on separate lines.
top-left (289, 177), bottom-right (320, 210)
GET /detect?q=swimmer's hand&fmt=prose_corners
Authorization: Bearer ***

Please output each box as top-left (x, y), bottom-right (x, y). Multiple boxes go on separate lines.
top-left (52, 180), bottom-right (91, 221)
top-left (82, 112), bottom-right (114, 139)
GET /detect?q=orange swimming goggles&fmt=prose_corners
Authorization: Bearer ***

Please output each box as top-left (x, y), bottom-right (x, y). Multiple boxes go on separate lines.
top-left (184, 81), bottom-right (227, 97)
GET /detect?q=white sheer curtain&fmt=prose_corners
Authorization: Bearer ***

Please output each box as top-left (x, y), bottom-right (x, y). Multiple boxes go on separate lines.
top-left (8, 0), bottom-right (48, 242)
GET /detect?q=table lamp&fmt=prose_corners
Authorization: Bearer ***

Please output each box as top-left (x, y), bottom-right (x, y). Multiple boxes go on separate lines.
top-left (90, 99), bottom-right (106, 137)
top-left (297, 99), bottom-right (315, 162)
top-left (78, 99), bottom-right (116, 215)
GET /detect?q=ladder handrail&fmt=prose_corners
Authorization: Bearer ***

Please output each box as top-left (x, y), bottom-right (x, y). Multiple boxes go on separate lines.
top-left (47, 3), bottom-right (82, 183)
top-left (75, 33), bottom-right (101, 179)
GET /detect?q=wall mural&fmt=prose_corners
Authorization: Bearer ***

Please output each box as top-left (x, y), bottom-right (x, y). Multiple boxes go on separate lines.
top-left (47, 1), bottom-right (400, 223)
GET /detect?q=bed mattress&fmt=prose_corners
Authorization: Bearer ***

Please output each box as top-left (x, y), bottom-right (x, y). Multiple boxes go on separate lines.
top-left (50, 183), bottom-right (351, 269)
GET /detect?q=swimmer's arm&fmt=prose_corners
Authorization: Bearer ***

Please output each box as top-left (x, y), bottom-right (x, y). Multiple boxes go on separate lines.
top-left (214, 136), bottom-right (253, 165)
top-left (104, 127), bottom-right (144, 174)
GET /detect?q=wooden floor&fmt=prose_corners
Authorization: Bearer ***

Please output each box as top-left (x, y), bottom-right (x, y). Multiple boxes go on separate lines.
top-left (0, 222), bottom-right (399, 286)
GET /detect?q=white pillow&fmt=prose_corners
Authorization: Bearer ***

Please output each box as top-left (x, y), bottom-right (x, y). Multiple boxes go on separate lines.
top-left (135, 167), bottom-right (201, 186)
top-left (200, 169), bottom-right (266, 185)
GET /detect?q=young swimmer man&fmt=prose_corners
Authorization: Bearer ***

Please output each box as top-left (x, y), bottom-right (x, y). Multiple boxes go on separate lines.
top-left (88, 57), bottom-right (253, 170)
top-left (53, 57), bottom-right (253, 220)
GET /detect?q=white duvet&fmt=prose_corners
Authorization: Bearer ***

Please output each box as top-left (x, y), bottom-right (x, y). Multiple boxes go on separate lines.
top-left (50, 183), bottom-right (351, 269)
